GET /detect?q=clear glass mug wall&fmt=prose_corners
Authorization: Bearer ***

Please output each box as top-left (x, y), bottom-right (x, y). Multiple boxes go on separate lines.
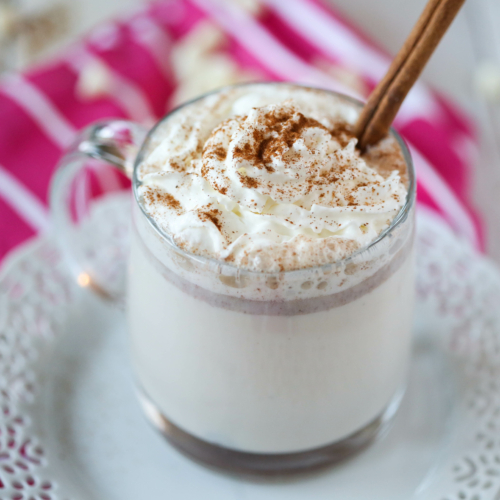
top-left (51, 83), bottom-right (416, 475)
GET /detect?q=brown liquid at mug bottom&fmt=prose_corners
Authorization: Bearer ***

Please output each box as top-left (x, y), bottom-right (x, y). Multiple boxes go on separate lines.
top-left (138, 384), bottom-right (404, 476)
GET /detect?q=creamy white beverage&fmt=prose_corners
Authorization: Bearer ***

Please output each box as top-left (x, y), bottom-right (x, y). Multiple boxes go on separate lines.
top-left (128, 83), bottom-right (415, 463)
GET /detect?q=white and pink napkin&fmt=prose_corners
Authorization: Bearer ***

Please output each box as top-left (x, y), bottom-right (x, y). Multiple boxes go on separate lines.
top-left (0, 0), bottom-right (483, 263)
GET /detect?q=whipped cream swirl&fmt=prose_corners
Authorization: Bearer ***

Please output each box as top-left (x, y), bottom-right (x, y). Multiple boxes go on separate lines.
top-left (138, 85), bottom-right (408, 272)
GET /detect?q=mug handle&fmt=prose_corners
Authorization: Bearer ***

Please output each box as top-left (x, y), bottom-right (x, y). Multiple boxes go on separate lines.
top-left (50, 119), bottom-right (148, 303)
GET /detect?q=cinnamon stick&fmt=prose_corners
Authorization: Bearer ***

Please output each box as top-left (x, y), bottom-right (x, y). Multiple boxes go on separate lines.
top-left (355, 0), bottom-right (466, 150)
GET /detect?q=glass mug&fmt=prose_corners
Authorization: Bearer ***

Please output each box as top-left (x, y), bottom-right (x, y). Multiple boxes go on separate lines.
top-left (50, 83), bottom-right (416, 474)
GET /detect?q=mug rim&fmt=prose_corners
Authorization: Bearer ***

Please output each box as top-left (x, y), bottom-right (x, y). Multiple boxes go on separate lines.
top-left (131, 81), bottom-right (416, 277)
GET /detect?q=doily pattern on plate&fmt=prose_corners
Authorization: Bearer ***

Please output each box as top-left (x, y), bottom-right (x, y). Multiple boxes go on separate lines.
top-left (416, 209), bottom-right (500, 500)
top-left (1, 207), bottom-right (500, 498)
top-left (0, 243), bottom-right (73, 500)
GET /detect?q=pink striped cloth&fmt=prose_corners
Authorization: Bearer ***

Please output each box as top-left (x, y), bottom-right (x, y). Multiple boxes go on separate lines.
top-left (0, 0), bottom-right (483, 264)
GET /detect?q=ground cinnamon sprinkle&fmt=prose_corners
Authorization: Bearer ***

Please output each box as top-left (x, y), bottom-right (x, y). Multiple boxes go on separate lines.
top-left (164, 193), bottom-right (181, 210)
top-left (362, 138), bottom-right (409, 185)
top-left (330, 121), bottom-right (356, 148)
top-left (238, 172), bottom-right (259, 189)
top-left (253, 109), bottom-right (329, 167)
top-left (144, 188), bottom-right (182, 212)
top-left (228, 106), bottom-right (331, 184)
top-left (199, 208), bottom-right (223, 232)
top-left (204, 144), bottom-right (227, 161)
top-left (200, 163), bottom-right (208, 179)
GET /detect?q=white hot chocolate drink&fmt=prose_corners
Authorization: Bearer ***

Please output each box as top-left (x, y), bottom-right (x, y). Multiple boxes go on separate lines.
top-left (128, 83), bottom-right (415, 471)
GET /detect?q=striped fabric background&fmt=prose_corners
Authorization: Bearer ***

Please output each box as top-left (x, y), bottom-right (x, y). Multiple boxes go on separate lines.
top-left (0, 0), bottom-right (482, 264)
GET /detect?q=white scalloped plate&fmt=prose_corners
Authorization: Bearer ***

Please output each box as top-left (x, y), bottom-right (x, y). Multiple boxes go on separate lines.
top-left (1, 205), bottom-right (500, 500)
